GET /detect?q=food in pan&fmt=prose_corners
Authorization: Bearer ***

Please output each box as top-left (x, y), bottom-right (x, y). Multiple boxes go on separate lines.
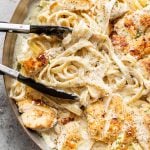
top-left (10, 0), bottom-right (150, 149)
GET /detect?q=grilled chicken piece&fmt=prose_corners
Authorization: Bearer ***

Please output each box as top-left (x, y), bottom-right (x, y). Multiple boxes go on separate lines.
top-left (110, 112), bottom-right (136, 150)
top-left (86, 95), bottom-right (125, 142)
top-left (112, 5), bottom-right (150, 59)
top-left (17, 99), bottom-right (57, 131)
top-left (57, 121), bottom-right (93, 150)
top-left (102, 96), bottom-right (125, 143)
top-left (21, 53), bottom-right (48, 76)
top-left (86, 95), bottom-right (136, 147)
top-left (86, 100), bottom-right (106, 141)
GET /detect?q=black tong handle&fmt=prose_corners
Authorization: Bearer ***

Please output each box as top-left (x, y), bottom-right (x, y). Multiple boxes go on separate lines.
top-left (30, 25), bottom-right (72, 35)
top-left (18, 74), bottom-right (78, 100)
top-left (0, 64), bottom-right (78, 100)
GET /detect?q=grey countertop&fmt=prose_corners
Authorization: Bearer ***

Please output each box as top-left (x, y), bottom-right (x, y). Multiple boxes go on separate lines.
top-left (0, 0), bottom-right (39, 150)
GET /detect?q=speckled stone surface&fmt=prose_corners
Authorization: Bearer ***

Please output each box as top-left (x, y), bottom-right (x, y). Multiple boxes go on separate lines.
top-left (0, 0), bottom-right (39, 150)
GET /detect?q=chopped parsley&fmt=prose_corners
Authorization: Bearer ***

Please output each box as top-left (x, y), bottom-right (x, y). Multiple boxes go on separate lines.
top-left (144, 109), bottom-right (150, 113)
top-left (17, 63), bottom-right (21, 71)
top-left (115, 1), bottom-right (118, 7)
top-left (135, 30), bottom-right (142, 39)
top-left (37, 4), bottom-right (42, 9)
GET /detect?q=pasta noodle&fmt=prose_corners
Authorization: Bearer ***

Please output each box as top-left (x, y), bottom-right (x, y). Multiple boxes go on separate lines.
top-left (124, 0), bottom-right (149, 11)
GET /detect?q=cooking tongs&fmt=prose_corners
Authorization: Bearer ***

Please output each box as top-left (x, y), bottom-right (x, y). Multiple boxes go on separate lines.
top-left (0, 64), bottom-right (78, 100)
top-left (0, 23), bottom-right (76, 100)
top-left (0, 22), bottom-right (72, 35)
